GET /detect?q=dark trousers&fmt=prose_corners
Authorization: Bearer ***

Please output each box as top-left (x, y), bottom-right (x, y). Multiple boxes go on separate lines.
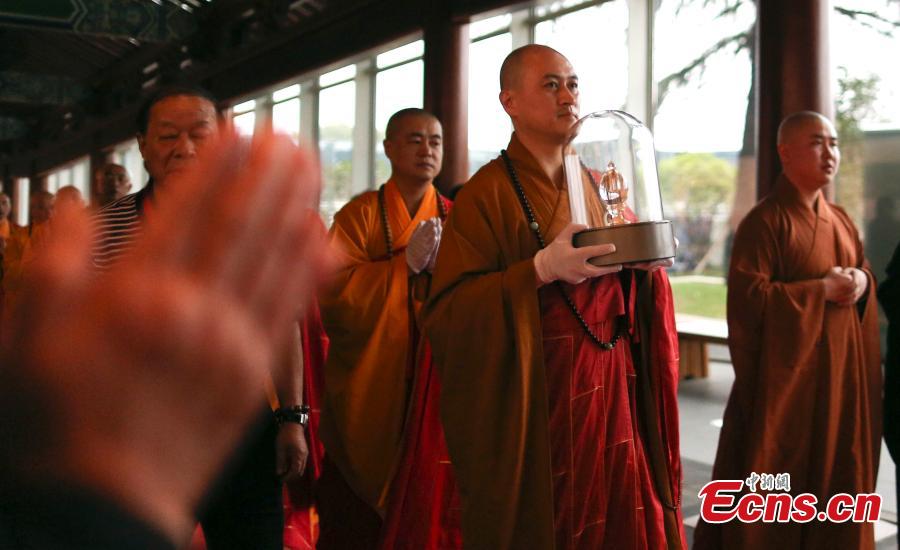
top-left (198, 409), bottom-right (283, 550)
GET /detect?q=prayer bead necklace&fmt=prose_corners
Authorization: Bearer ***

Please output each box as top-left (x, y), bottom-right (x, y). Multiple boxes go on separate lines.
top-left (500, 149), bottom-right (623, 351)
top-left (377, 184), bottom-right (448, 259)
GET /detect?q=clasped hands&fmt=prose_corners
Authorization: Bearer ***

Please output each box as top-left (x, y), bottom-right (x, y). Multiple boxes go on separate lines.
top-left (534, 223), bottom-right (673, 286)
top-left (406, 217), bottom-right (442, 274)
top-left (823, 266), bottom-right (867, 306)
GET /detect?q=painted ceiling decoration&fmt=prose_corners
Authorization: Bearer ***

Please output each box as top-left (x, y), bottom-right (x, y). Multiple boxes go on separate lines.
top-left (0, 0), bottom-right (332, 165)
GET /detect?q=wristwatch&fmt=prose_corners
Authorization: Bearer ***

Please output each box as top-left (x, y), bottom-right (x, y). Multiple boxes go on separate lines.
top-left (274, 405), bottom-right (310, 427)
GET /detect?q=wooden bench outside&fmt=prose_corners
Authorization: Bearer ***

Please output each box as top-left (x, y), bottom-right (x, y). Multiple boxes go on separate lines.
top-left (675, 314), bottom-right (728, 380)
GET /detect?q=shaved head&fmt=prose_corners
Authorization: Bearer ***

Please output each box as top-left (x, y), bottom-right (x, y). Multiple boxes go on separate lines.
top-left (385, 108), bottom-right (439, 141)
top-left (500, 44), bottom-right (568, 91)
top-left (30, 190), bottom-right (54, 224)
top-left (777, 111), bottom-right (831, 145)
top-left (56, 185), bottom-right (85, 208)
top-left (383, 108), bottom-right (443, 185)
top-left (776, 110), bottom-right (840, 191)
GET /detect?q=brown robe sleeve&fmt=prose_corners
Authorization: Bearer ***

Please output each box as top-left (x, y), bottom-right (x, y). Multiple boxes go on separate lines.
top-left (727, 205), bottom-right (826, 398)
top-left (424, 163), bottom-right (556, 550)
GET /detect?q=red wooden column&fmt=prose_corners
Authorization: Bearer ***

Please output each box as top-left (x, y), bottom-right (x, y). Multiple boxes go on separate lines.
top-left (756, 0), bottom-right (832, 199)
top-left (423, 5), bottom-right (470, 194)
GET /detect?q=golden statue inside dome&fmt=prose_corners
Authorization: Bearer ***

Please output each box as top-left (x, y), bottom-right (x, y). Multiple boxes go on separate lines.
top-left (598, 161), bottom-right (630, 226)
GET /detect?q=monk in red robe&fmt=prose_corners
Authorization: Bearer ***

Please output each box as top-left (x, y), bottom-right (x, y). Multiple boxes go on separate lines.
top-left (424, 45), bottom-right (685, 550)
top-left (693, 111), bottom-right (882, 549)
top-left (318, 108), bottom-right (460, 549)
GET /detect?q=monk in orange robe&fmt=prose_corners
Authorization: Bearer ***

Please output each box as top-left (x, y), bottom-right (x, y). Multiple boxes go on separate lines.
top-left (693, 112), bottom-right (881, 549)
top-left (318, 108), bottom-right (460, 549)
top-left (424, 45), bottom-right (685, 550)
top-left (0, 192), bottom-right (11, 243)
top-left (2, 191), bottom-right (54, 334)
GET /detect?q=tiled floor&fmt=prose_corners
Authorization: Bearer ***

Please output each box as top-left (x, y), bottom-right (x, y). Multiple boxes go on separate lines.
top-left (678, 345), bottom-right (898, 548)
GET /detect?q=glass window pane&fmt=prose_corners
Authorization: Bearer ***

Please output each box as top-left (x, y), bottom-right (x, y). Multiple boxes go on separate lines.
top-left (58, 168), bottom-right (72, 189)
top-left (72, 157), bottom-right (90, 199)
top-left (831, 7), bottom-right (900, 475)
top-left (376, 40), bottom-right (424, 69)
top-left (46, 173), bottom-right (58, 194)
top-left (233, 99), bottom-right (256, 114)
top-left (653, 0), bottom-right (757, 320)
top-left (535, 1), bottom-right (628, 116)
top-left (319, 81), bottom-right (356, 225)
top-left (830, 0), bottom-right (900, 282)
top-left (273, 98), bottom-right (301, 144)
top-left (320, 65), bottom-right (357, 88)
top-left (467, 32), bottom-right (512, 176)
top-left (470, 13), bottom-right (511, 39)
top-left (115, 139), bottom-right (149, 191)
top-left (535, 0), bottom-right (594, 19)
top-left (233, 112), bottom-right (256, 137)
top-left (374, 60), bottom-right (424, 184)
top-left (273, 84), bottom-right (300, 103)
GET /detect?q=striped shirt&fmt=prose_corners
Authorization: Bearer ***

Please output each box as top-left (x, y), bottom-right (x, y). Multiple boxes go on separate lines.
top-left (91, 184), bottom-right (153, 271)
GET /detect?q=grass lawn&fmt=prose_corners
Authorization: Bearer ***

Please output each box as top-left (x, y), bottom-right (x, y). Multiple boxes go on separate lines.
top-left (669, 277), bottom-right (727, 319)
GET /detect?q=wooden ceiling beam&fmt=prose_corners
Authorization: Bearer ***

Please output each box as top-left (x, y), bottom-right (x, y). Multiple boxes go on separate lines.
top-left (0, 0), bottom-right (195, 43)
top-left (1, 0), bottom-right (528, 176)
top-left (0, 71), bottom-right (89, 107)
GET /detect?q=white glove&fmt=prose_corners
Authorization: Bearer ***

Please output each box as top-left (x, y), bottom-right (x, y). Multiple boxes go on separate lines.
top-left (424, 221), bottom-right (443, 273)
top-left (406, 218), bottom-right (441, 274)
top-left (533, 223), bottom-right (622, 286)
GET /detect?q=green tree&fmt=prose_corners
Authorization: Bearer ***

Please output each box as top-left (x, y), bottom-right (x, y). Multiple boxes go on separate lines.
top-left (659, 153), bottom-right (735, 273)
top-left (659, 153), bottom-right (735, 216)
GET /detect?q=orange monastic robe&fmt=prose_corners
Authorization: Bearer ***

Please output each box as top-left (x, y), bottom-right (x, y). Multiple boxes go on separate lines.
top-left (2, 223), bottom-right (50, 334)
top-left (693, 176), bottom-right (882, 549)
top-left (319, 180), bottom-right (458, 547)
top-left (0, 218), bottom-right (9, 332)
top-left (424, 134), bottom-right (685, 550)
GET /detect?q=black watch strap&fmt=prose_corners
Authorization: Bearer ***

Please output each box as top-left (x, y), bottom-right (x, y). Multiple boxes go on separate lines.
top-left (274, 405), bottom-right (310, 427)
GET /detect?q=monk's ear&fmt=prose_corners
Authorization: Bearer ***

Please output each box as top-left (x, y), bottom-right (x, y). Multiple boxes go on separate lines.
top-left (383, 138), bottom-right (395, 162)
top-left (499, 89), bottom-right (516, 117)
top-left (777, 143), bottom-right (790, 166)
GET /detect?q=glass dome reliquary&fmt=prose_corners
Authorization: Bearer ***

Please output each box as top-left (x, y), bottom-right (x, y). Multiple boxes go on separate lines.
top-left (565, 110), bottom-right (676, 266)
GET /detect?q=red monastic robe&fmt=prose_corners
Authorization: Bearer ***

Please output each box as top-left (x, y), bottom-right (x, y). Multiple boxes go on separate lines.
top-left (378, 337), bottom-right (462, 550)
top-left (2, 222), bottom-right (49, 337)
top-left (424, 134), bottom-right (686, 550)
